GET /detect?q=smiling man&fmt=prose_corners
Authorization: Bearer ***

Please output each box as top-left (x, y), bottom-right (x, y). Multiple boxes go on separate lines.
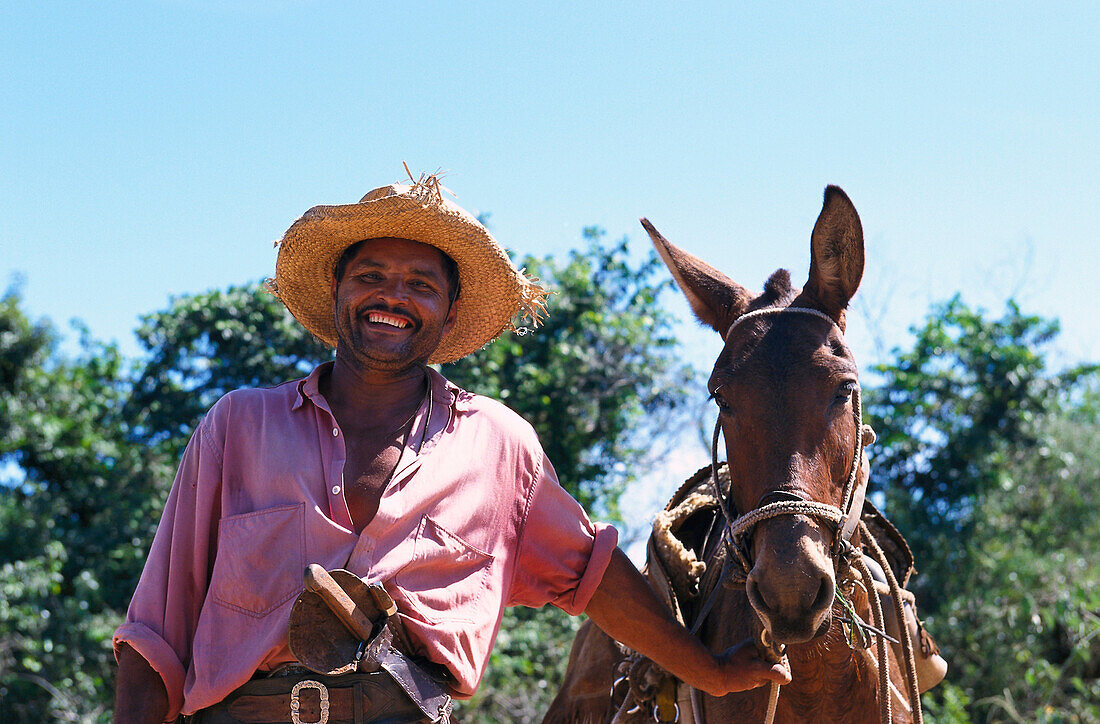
top-left (112, 173), bottom-right (789, 724)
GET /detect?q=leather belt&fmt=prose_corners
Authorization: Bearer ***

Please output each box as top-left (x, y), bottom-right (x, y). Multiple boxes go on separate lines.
top-left (187, 669), bottom-right (435, 724)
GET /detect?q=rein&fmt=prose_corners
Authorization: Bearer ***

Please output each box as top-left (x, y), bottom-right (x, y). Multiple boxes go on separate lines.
top-left (688, 306), bottom-right (923, 724)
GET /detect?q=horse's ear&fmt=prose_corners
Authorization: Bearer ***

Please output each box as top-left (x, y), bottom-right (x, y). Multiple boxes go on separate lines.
top-left (803, 186), bottom-right (864, 324)
top-left (641, 218), bottom-right (752, 335)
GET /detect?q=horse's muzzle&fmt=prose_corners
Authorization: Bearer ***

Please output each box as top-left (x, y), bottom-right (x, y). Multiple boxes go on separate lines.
top-left (744, 517), bottom-right (836, 645)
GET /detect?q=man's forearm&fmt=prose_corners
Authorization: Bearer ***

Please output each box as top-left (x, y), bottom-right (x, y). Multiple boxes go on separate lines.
top-left (114, 643), bottom-right (170, 724)
top-left (583, 547), bottom-right (790, 696)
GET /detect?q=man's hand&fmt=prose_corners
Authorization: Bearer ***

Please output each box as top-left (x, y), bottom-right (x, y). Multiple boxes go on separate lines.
top-left (711, 638), bottom-right (791, 694)
top-left (584, 548), bottom-right (791, 698)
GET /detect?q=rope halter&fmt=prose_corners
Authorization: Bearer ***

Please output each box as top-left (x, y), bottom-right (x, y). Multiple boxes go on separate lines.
top-left (707, 306), bottom-right (873, 580)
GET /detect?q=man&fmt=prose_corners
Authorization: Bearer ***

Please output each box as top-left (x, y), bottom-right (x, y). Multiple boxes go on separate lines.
top-left (113, 173), bottom-right (791, 723)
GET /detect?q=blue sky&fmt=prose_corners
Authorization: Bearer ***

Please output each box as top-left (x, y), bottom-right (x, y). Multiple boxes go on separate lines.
top-left (4, 1), bottom-right (1097, 374)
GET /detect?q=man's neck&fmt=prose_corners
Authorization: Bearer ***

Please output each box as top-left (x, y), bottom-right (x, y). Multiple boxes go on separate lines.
top-left (322, 356), bottom-right (428, 434)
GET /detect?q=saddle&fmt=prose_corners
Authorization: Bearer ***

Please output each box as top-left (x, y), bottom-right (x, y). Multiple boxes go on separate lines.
top-left (646, 464), bottom-right (946, 694)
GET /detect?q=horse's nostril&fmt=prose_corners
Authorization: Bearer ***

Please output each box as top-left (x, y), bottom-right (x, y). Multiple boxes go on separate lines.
top-left (746, 575), bottom-right (770, 614)
top-left (812, 574), bottom-right (835, 613)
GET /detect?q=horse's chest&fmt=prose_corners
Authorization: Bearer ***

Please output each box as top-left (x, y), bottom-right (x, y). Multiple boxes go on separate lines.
top-left (774, 682), bottom-right (880, 722)
top-left (779, 648), bottom-right (882, 720)
top-left (701, 647), bottom-right (886, 723)
top-left (703, 685), bottom-right (882, 723)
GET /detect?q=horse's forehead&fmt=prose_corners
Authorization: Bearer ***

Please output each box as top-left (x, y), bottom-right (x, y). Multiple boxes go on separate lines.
top-left (710, 320), bottom-right (851, 393)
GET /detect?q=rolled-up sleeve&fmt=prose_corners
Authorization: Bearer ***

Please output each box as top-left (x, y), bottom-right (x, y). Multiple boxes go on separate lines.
top-left (113, 621), bottom-right (186, 720)
top-left (113, 419), bottom-right (221, 721)
top-left (508, 453), bottom-right (619, 615)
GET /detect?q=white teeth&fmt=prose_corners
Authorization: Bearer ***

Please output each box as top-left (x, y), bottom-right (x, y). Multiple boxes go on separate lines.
top-left (367, 312), bottom-right (409, 328)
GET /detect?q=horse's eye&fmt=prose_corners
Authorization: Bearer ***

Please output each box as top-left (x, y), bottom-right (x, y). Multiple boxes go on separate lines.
top-left (710, 392), bottom-right (733, 414)
top-left (834, 381), bottom-right (857, 404)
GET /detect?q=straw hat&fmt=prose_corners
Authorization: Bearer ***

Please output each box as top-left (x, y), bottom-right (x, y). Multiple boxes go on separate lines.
top-left (268, 171), bottom-right (548, 364)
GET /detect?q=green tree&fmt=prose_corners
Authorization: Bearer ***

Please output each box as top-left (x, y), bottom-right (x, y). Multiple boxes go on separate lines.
top-left (866, 297), bottom-right (1099, 722)
top-left (126, 284), bottom-right (333, 457)
top-left (0, 285), bottom-right (54, 401)
top-left (1, 290), bottom-right (172, 722)
top-left (943, 408), bottom-right (1100, 722)
top-left (868, 297), bottom-right (1081, 602)
top-left (458, 605), bottom-right (583, 724)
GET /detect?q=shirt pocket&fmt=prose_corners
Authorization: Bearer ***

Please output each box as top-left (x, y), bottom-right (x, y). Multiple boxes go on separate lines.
top-left (210, 503), bottom-right (305, 618)
top-left (393, 515), bottom-right (494, 625)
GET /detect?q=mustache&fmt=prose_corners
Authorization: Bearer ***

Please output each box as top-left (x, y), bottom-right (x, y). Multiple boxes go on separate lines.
top-left (357, 304), bottom-right (421, 327)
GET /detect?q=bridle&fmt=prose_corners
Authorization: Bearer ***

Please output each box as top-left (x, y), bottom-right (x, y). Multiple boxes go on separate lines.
top-left (683, 306), bottom-right (923, 724)
top-left (706, 307), bottom-right (870, 586)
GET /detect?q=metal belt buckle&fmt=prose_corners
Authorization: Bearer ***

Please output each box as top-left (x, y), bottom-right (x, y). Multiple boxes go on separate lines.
top-left (290, 679), bottom-right (329, 724)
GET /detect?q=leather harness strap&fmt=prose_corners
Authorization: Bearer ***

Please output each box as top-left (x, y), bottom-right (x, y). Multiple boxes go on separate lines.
top-left (839, 455), bottom-right (869, 543)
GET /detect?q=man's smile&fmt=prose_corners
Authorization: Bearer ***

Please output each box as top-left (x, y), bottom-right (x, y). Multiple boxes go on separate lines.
top-left (363, 310), bottom-right (414, 330)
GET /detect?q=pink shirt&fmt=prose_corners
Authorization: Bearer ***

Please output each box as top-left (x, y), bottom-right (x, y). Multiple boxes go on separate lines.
top-left (113, 363), bottom-right (618, 719)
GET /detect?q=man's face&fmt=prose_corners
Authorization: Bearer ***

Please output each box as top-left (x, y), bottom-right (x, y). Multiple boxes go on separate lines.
top-left (330, 237), bottom-right (460, 371)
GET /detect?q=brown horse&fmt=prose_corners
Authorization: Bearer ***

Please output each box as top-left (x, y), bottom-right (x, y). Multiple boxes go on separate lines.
top-left (543, 187), bottom-right (920, 723)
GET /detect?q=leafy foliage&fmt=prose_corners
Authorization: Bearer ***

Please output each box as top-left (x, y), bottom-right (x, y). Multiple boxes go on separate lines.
top-left (1, 291), bottom-right (170, 722)
top-left (126, 284), bottom-right (333, 456)
top-left (868, 297), bottom-right (1080, 599)
top-left (456, 606), bottom-right (583, 723)
top-left (866, 297), bottom-right (1099, 722)
top-left (920, 409), bottom-right (1100, 723)
top-left (0, 287), bottom-right (54, 400)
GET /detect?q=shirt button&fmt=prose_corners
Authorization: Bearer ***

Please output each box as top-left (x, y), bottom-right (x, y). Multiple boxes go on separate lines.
top-left (331, 485), bottom-right (341, 495)
top-left (332, 428), bottom-right (339, 437)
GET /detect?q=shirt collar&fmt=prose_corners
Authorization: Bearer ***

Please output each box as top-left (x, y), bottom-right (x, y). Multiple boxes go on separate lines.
top-left (293, 361), bottom-right (335, 412)
top-left (292, 360), bottom-right (467, 415)
top-left (425, 366), bottom-right (459, 411)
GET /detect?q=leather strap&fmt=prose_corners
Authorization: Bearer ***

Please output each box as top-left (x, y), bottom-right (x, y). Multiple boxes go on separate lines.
top-left (839, 456), bottom-right (868, 542)
top-left (353, 682), bottom-right (366, 724)
top-left (378, 646), bottom-right (453, 723)
top-left (189, 670), bottom-right (430, 724)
